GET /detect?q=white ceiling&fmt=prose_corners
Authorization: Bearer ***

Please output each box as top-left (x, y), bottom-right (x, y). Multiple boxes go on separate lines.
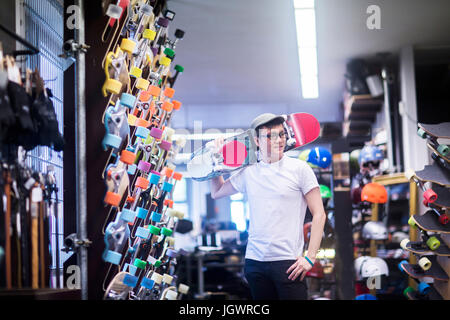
top-left (166, 0), bottom-right (450, 130)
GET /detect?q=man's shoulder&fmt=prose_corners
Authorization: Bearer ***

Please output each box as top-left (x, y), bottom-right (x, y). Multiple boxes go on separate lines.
top-left (284, 155), bottom-right (310, 169)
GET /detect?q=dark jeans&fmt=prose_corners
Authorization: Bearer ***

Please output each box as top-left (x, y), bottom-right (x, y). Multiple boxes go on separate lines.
top-left (244, 259), bottom-right (308, 300)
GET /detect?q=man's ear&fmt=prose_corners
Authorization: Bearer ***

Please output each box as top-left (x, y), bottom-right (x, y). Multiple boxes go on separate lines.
top-left (254, 136), bottom-right (259, 148)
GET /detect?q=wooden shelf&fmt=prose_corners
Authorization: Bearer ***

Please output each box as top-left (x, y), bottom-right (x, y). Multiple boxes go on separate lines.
top-left (343, 93), bottom-right (383, 122)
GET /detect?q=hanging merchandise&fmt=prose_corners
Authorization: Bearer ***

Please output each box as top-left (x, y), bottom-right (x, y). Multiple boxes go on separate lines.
top-left (98, 1), bottom-right (191, 300)
top-left (0, 45), bottom-right (65, 290)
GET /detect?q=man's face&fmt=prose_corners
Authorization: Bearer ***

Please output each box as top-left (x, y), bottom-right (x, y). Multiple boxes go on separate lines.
top-left (255, 124), bottom-right (286, 160)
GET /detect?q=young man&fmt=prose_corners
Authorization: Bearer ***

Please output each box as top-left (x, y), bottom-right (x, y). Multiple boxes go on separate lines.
top-left (210, 113), bottom-right (326, 300)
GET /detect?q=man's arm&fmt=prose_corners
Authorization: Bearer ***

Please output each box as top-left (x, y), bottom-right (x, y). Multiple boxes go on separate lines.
top-left (287, 186), bottom-right (326, 281)
top-left (210, 176), bottom-right (238, 199)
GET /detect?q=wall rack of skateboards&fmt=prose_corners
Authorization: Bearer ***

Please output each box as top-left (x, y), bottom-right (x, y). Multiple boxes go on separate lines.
top-left (352, 122), bottom-right (450, 300)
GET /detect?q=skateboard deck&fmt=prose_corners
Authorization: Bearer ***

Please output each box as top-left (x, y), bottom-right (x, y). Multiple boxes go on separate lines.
top-left (415, 163), bottom-right (450, 187)
top-left (187, 113), bottom-right (320, 181)
top-left (427, 142), bottom-right (450, 163)
top-left (418, 123), bottom-right (450, 139)
top-left (413, 211), bottom-right (450, 233)
top-left (400, 255), bottom-right (449, 281)
top-left (418, 122), bottom-right (450, 159)
top-left (402, 237), bottom-right (450, 256)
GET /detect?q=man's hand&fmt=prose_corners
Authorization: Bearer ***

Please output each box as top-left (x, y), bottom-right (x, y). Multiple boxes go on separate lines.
top-left (286, 256), bottom-right (314, 281)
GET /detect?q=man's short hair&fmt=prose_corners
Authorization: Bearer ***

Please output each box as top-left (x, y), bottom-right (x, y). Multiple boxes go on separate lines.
top-left (255, 118), bottom-right (285, 137)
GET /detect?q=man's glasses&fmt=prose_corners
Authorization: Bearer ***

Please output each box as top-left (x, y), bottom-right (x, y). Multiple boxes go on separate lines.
top-left (263, 131), bottom-right (286, 140)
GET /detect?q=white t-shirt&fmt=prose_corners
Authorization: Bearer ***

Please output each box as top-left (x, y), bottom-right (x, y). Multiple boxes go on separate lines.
top-left (229, 155), bottom-right (319, 261)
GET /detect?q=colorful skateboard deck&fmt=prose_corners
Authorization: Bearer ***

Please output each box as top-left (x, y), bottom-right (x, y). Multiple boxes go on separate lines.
top-left (404, 286), bottom-right (443, 300)
top-left (400, 255), bottom-right (449, 281)
top-left (187, 113), bottom-right (320, 181)
top-left (412, 211), bottom-right (450, 233)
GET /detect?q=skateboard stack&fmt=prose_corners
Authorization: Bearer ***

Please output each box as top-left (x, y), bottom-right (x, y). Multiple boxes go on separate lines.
top-left (399, 122), bottom-right (450, 300)
top-left (99, 1), bottom-right (190, 300)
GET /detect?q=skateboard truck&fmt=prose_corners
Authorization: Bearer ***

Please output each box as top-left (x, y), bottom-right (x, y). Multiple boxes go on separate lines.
top-left (62, 233), bottom-right (92, 253)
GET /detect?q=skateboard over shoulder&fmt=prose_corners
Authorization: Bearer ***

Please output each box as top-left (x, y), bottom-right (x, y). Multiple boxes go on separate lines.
top-left (187, 113), bottom-right (320, 181)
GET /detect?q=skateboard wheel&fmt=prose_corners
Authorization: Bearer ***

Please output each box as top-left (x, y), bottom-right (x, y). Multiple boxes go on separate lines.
top-left (164, 48), bottom-right (175, 58)
top-left (418, 257), bottom-right (431, 271)
top-left (136, 207), bottom-right (148, 220)
top-left (439, 214), bottom-right (449, 225)
top-left (151, 272), bottom-right (163, 285)
top-left (149, 225), bottom-right (161, 235)
top-left (400, 239), bottom-right (409, 250)
top-left (157, 17), bottom-right (169, 28)
top-left (437, 144), bottom-right (449, 156)
top-left (104, 191), bottom-right (121, 207)
top-left (127, 264), bottom-right (138, 276)
top-left (164, 199), bottom-right (174, 209)
top-left (174, 65), bottom-right (184, 72)
top-left (404, 169), bottom-right (415, 180)
top-left (178, 284), bottom-right (189, 295)
top-left (162, 274), bottom-right (173, 285)
top-left (418, 282), bottom-right (430, 295)
top-left (135, 126), bottom-right (150, 139)
top-left (161, 101), bottom-right (173, 112)
top-left (423, 189), bottom-right (437, 203)
top-left (150, 212), bottom-right (162, 223)
top-left (172, 100), bottom-right (182, 110)
top-left (143, 29), bottom-right (156, 40)
top-left (141, 277), bottom-right (155, 290)
top-left (162, 182), bottom-right (173, 193)
top-left (159, 56), bottom-right (171, 67)
top-left (136, 226), bottom-right (150, 239)
top-left (120, 209), bottom-right (136, 223)
top-left (133, 258), bottom-right (147, 270)
top-left (167, 237), bottom-right (175, 247)
top-left (102, 134), bottom-right (122, 149)
top-left (120, 150), bottom-right (136, 165)
top-left (403, 286), bottom-right (415, 298)
top-left (135, 118), bottom-right (150, 129)
top-left (176, 210), bottom-right (185, 219)
top-left (104, 250), bottom-right (122, 265)
top-left (417, 128), bottom-right (427, 139)
top-left (135, 78), bottom-right (150, 91)
top-left (120, 93), bottom-right (136, 109)
top-left (148, 85), bottom-right (161, 97)
top-left (120, 38), bottom-right (136, 54)
top-left (136, 177), bottom-right (150, 190)
top-left (137, 160), bottom-right (151, 173)
top-left (123, 274), bottom-right (139, 288)
top-left (104, 78), bottom-right (122, 95)
top-left (150, 172), bottom-right (161, 185)
top-left (127, 164), bottom-right (137, 175)
top-left (163, 87), bottom-right (175, 98)
top-left (161, 227), bottom-right (173, 237)
top-left (142, 277), bottom-right (159, 291)
top-left (408, 216), bottom-right (417, 228)
top-left (150, 127), bottom-right (163, 139)
top-left (164, 167), bottom-right (174, 178)
top-left (106, 4), bottom-right (123, 19)
top-left (127, 113), bottom-right (137, 126)
top-left (172, 172), bottom-right (183, 181)
top-left (427, 236), bottom-right (440, 250)
top-left (129, 66), bottom-right (142, 78)
top-left (165, 290), bottom-right (178, 300)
